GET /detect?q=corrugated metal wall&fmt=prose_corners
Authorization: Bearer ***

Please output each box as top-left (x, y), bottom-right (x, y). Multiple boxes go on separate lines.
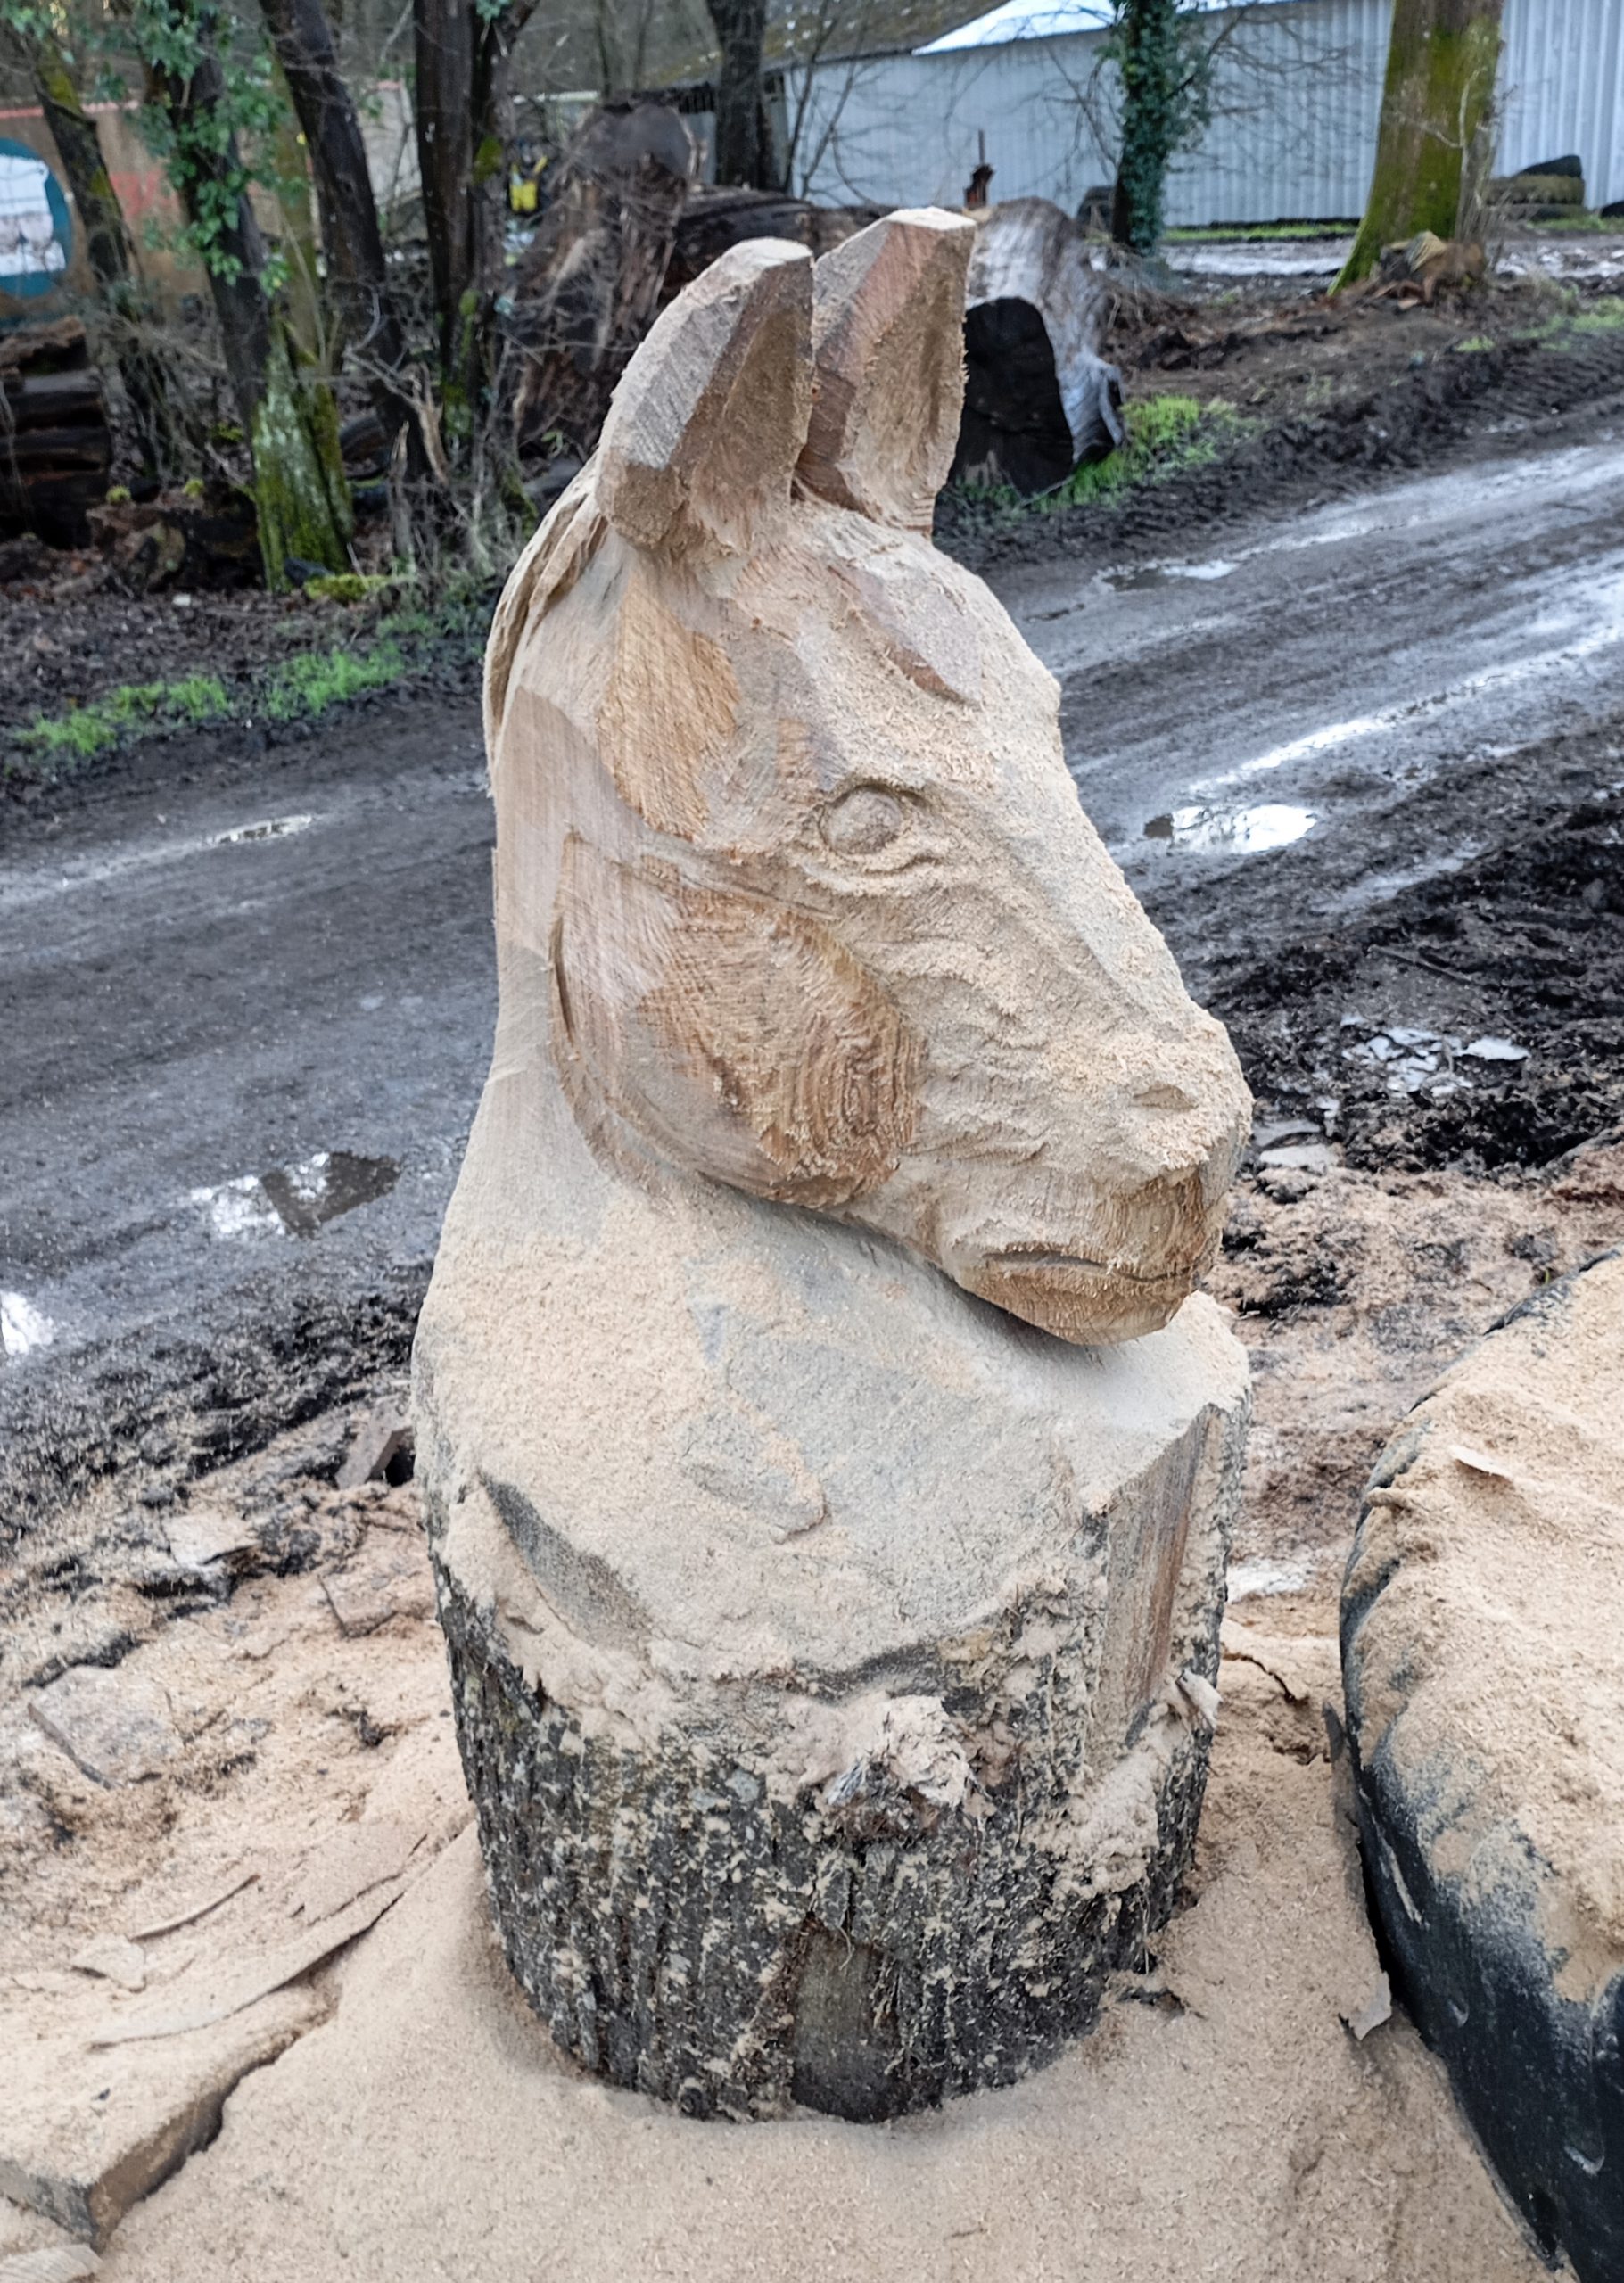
top-left (1500, 0), bottom-right (1624, 204)
top-left (788, 0), bottom-right (1624, 222)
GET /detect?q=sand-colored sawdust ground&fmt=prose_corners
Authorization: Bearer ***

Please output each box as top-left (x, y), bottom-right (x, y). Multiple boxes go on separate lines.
top-left (12, 1147), bottom-right (1621, 2279)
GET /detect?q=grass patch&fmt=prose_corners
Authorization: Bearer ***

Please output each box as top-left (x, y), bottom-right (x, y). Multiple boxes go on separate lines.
top-left (19, 673), bottom-right (229, 761)
top-left (1166, 222), bottom-right (1356, 243)
top-left (6, 584), bottom-right (490, 787)
top-left (260, 639), bottom-right (407, 721)
top-left (950, 393), bottom-right (1257, 527)
top-left (1514, 296), bottom-right (1624, 350)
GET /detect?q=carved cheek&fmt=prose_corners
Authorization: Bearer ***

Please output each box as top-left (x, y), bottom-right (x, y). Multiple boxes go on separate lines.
top-left (552, 837), bottom-right (920, 1209)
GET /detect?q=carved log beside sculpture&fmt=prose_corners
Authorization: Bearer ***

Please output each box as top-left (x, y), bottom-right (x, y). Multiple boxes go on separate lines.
top-left (416, 210), bottom-right (1252, 2120)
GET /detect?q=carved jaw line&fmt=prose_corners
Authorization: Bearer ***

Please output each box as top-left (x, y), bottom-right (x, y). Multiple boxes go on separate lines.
top-left (961, 1246), bottom-right (1209, 1347)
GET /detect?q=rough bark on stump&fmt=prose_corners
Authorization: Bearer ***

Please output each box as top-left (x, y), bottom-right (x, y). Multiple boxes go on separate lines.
top-left (507, 101), bottom-right (694, 459)
top-left (437, 1628), bottom-right (1213, 2120)
top-left (429, 1377), bottom-right (1241, 2119)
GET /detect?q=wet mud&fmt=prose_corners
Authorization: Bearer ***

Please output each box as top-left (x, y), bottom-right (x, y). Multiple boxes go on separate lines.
top-left (1153, 721), bottom-right (1624, 1174)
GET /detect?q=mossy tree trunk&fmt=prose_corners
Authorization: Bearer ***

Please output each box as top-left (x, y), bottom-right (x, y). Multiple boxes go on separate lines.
top-left (1335, 0), bottom-right (1504, 289)
top-left (139, 3), bottom-right (352, 586)
top-left (21, 27), bottom-right (188, 480)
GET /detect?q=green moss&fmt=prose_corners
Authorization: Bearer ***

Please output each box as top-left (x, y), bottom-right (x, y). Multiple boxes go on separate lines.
top-left (251, 330), bottom-right (354, 591)
top-left (1451, 334), bottom-right (1496, 353)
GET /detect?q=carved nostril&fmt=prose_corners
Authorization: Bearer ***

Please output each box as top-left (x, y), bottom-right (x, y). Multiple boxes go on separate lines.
top-left (1133, 1084), bottom-right (1198, 1113)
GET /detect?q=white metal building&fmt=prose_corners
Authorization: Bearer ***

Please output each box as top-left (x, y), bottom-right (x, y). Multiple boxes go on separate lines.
top-left (783, 0), bottom-right (1624, 223)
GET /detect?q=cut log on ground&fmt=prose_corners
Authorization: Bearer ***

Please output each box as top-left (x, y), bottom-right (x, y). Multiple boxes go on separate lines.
top-left (507, 100), bottom-right (696, 459)
top-left (87, 490), bottom-right (262, 592)
top-left (1343, 1251), bottom-right (1624, 2283)
top-left (661, 186), bottom-right (881, 302)
top-left (952, 198), bottom-right (1124, 496)
top-left (417, 213), bottom-right (1251, 2121)
top-left (0, 319), bottom-right (112, 547)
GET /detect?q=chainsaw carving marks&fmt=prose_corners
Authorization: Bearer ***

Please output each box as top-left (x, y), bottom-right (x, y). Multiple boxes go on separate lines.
top-left (487, 210), bottom-right (1249, 1347)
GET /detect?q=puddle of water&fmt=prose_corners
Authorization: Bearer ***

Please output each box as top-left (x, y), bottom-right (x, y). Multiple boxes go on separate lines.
top-left (1197, 572), bottom-right (1624, 796)
top-left (212, 814), bottom-right (314, 847)
top-left (2, 1290), bottom-right (55, 1356)
top-left (260, 1150), bottom-right (399, 1236)
top-left (192, 1150), bottom-right (400, 1240)
top-left (1143, 802), bottom-right (1316, 853)
top-left (191, 1175), bottom-right (284, 1240)
top-left (1103, 559), bottom-right (1237, 593)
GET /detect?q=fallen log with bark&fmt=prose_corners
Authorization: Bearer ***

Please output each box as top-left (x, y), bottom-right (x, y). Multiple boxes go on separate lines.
top-left (661, 186), bottom-right (882, 302)
top-left (951, 198), bottom-right (1124, 496)
top-left (0, 318), bottom-right (113, 547)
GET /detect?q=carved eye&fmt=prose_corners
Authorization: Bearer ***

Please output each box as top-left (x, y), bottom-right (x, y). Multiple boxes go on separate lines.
top-left (820, 784), bottom-right (909, 857)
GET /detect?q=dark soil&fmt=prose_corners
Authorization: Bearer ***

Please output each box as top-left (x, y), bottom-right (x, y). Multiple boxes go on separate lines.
top-left (943, 274), bottom-right (1624, 571)
top-left (1147, 720), bottom-right (1624, 1176)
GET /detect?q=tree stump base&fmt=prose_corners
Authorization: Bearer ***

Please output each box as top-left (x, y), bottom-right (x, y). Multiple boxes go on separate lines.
top-left (420, 1261), bottom-right (1248, 2123)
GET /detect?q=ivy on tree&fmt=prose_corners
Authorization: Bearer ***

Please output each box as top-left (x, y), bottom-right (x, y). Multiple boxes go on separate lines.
top-left (129, 0), bottom-right (353, 587)
top-left (1109, 0), bottom-right (1215, 255)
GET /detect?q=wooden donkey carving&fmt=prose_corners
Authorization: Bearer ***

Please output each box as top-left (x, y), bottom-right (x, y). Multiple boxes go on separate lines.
top-left (416, 213), bottom-right (1253, 2123)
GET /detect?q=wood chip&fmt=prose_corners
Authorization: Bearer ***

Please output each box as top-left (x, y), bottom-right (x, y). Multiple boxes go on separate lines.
top-left (69, 1939), bottom-right (147, 1994)
top-left (1449, 1443), bottom-right (1513, 1480)
top-left (127, 1868), bottom-right (258, 1942)
top-left (93, 1880), bottom-right (406, 2046)
top-left (0, 2249), bottom-right (101, 2281)
top-left (27, 1668), bottom-right (181, 1789)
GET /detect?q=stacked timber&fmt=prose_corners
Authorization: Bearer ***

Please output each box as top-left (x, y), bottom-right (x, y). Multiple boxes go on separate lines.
top-left (0, 317), bottom-right (112, 546)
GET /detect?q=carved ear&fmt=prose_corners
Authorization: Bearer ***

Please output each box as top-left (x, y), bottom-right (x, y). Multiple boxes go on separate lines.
top-left (597, 238), bottom-right (813, 558)
top-left (798, 208), bottom-right (976, 532)
top-left (552, 836), bottom-right (919, 1209)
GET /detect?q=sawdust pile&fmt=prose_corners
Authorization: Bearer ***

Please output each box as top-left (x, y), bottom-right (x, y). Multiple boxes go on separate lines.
top-left (12, 1149), bottom-right (1620, 2276)
top-left (86, 1623), bottom-right (1546, 2283)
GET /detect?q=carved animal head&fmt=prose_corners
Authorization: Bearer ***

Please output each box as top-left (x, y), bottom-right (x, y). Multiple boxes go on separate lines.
top-left (485, 211), bottom-right (1249, 1345)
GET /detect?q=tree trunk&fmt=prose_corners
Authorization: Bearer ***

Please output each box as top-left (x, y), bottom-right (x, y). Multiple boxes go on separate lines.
top-left (256, 0), bottom-right (422, 457)
top-left (412, 0), bottom-right (536, 427)
top-left (141, 15), bottom-right (352, 587)
top-left (1336, 0), bottom-right (1505, 289)
top-left (705, 0), bottom-right (774, 190)
top-left (23, 29), bottom-right (186, 480)
top-left (412, 0), bottom-right (476, 393)
top-left (1110, 0), bottom-right (1189, 254)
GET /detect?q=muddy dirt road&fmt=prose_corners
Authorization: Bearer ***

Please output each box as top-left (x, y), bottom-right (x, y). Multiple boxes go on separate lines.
top-left (4, 420), bottom-right (1622, 1523)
